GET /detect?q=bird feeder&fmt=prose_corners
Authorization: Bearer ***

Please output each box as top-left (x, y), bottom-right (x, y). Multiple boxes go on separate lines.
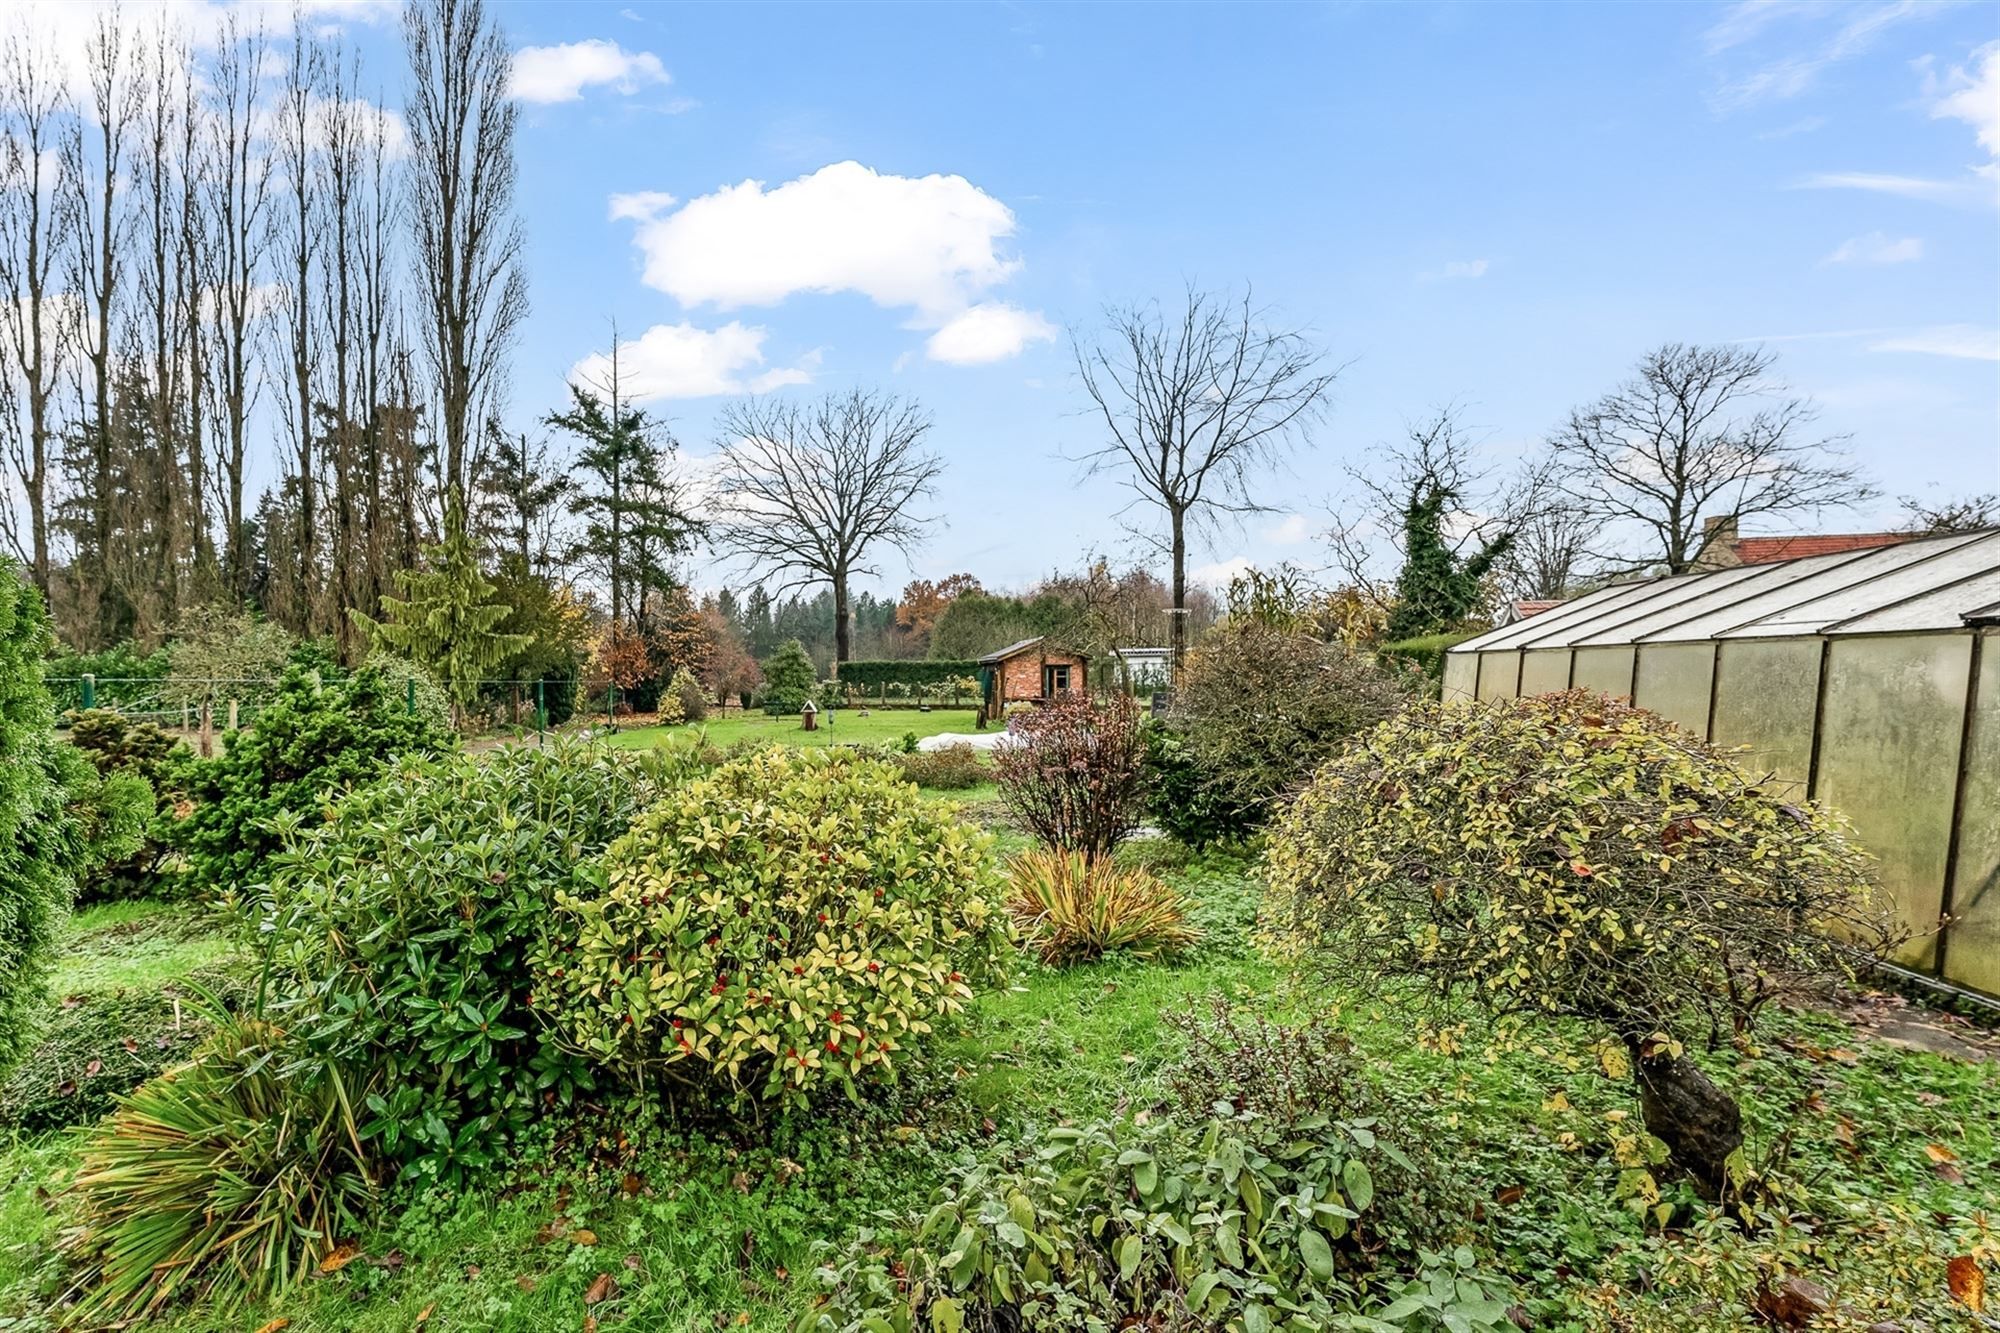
top-left (800, 699), bottom-right (818, 731)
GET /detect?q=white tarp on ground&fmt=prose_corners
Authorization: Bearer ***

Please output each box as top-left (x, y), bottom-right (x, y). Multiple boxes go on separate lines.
top-left (916, 731), bottom-right (1011, 752)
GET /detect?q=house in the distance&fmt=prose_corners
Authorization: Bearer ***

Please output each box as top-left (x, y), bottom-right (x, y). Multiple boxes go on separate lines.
top-left (1691, 515), bottom-right (1910, 571)
top-left (977, 637), bottom-right (1089, 720)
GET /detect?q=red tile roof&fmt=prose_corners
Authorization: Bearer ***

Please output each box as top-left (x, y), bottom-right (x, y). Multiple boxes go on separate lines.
top-left (1512, 599), bottom-right (1563, 618)
top-left (1730, 533), bottom-right (1909, 564)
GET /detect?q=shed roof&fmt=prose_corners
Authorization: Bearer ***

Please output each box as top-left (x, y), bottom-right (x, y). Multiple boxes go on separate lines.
top-left (978, 637), bottom-right (1090, 665)
top-left (1450, 528), bottom-right (2000, 654)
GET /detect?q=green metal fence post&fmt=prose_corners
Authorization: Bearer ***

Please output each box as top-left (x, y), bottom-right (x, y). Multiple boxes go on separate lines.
top-left (406, 677), bottom-right (415, 715)
top-left (81, 674), bottom-right (95, 709)
top-left (536, 679), bottom-right (547, 743)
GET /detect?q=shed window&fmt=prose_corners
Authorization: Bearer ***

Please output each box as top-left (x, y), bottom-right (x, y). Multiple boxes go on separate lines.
top-left (1043, 664), bottom-right (1071, 695)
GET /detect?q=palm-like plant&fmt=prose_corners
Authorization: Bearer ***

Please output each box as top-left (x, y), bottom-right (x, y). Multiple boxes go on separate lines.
top-left (1007, 849), bottom-right (1200, 967)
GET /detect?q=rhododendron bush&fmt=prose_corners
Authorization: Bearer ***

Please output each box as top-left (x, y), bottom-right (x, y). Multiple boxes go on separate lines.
top-left (538, 747), bottom-right (1009, 1106)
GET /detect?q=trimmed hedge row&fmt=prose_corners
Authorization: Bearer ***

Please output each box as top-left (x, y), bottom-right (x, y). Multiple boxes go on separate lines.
top-left (832, 659), bottom-right (980, 690)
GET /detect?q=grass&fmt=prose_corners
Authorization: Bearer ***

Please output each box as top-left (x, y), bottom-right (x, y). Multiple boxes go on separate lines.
top-left (50, 901), bottom-right (241, 1000)
top-left (603, 707), bottom-right (984, 752)
top-left (1, 813), bottom-right (1994, 1332)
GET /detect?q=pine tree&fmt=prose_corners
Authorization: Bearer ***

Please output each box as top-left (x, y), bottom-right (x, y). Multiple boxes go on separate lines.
top-left (351, 503), bottom-right (531, 715)
top-left (760, 638), bottom-right (817, 711)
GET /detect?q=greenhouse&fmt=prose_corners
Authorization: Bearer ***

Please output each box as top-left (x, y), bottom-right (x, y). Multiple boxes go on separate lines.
top-left (1444, 529), bottom-right (2000, 1000)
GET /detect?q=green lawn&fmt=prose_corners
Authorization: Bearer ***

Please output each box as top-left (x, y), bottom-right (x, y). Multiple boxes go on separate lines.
top-left (1, 811), bottom-right (1994, 1332)
top-left (604, 707), bottom-right (986, 751)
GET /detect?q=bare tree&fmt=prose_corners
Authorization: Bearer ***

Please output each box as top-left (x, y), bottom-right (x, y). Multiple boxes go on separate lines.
top-left (711, 389), bottom-right (943, 664)
top-left (1897, 491), bottom-right (1998, 536)
top-left (62, 8), bottom-right (136, 630)
top-left (1072, 285), bottom-right (1338, 671)
top-left (0, 29), bottom-right (73, 593)
top-left (404, 0), bottom-right (527, 525)
top-left (270, 26), bottom-right (326, 633)
top-left (1545, 343), bottom-right (1873, 575)
top-left (203, 12), bottom-right (272, 599)
top-left (1498, 457), bottom-right (1604, 601)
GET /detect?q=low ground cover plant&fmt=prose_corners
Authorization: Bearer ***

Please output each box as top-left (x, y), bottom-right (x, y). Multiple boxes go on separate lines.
top-left (1007, 848), bottom-right (1199, 966)
top-left (1265, 690), bottom-right (1892, 1199)
top-left (801, 1108), bottom-right (1510, 1333)
top-left (538, 747), bottom-right (1011, 1107)
top-left (992, 693), bottom-right (1145, 856)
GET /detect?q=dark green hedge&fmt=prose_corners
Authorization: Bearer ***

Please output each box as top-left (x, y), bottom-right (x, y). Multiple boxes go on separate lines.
top-left (1375, 632), bottom-right (1479, 688)
top-left (833, 660), bottom-right (980, 690)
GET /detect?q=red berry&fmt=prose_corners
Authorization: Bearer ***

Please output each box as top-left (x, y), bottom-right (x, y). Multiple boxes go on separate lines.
top-left (830, 1011), bottom-right (843, 1024)
top-left (825, 1039), bottom-right (839, 1052)
top-left (866, 961), bottom-right (880, 973)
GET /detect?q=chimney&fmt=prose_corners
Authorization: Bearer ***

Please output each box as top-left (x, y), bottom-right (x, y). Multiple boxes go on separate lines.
top-left (1695, 514), bottom-right (1740, 569)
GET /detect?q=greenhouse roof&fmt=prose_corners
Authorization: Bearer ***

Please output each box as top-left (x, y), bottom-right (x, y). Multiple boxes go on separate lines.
top-left (1450, 528), bottom-right (2000, 653)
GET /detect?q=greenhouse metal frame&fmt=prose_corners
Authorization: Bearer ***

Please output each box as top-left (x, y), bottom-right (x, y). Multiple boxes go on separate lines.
top-left (1444, 529), bottom-right (2000, 999)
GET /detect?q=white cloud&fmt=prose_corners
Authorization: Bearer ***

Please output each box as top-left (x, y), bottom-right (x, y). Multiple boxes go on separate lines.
top-left (1707, 0), bottom-right (1946, 111)
top-left (1793, 171), bottom-right (1975, 202)
top-left (1821, 231), bottom-right (1924, 264)
top-left (568, 322), bottom-right (819, 402)
top-left (611, 160), bottom-right (1052, 364)
top-left (1931, 41), bottom-right (2000, 161)
top-left (1265, 513), bottom-right (1311, 545)
top-left (1189, 556), bottom-right (1254, 589)
top-left (923, 303), bottom-right (1056, 366)
top-left (1420, 258), bottom-right (1489, 282)
top-left (510, 39), bottom-right (669, 104)
top-left (613, 161), bottom-right (1023, 318)
top-left (1868, 324), bottom-right (2000, 360)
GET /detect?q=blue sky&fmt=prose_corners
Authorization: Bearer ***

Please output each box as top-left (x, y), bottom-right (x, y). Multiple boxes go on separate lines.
top-left (57, 0), bottom-right (2000, 597)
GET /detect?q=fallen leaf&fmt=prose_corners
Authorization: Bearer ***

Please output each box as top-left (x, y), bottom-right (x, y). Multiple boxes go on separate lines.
top-left (585, 1319), bottom-right (598, 1333)
top-left (584, 1273), bottom-right (618, 1306)
top-left (1494, 1185), bottom-right (1525, 1207)
top-left (464, 1264), bottom-right (480, 1279)
top-left (534, 1218), bottom-right (570, 1244)
top-left (415, 1304), bottom-right (435, 1326)
top-left (121, 1037), bottom-right (138, 1054)
top-left (1925, 1144), bottom-right (1958, 1164)
top-left (516, 1275), bottom-right (538, 1293)
top-left (623, 1252), bottom-right (643, 1272)
top-left (1948, 1256), bottom-right (1986, 1313)
top-left (1934, 1160), bottom-right (1967, 1185)
top-left (572, 1229), bottom-right (599, 1247)
top-left (1752, 1275), bottom-right (1831, 1327)
top-left (84, 1058), bottom-right (102, 1077)
top-left (252, 1321), bottom-right (292, 1333)
top-left (318, 1244), bottom-right (360, 1275)
top-left (621, 1172), bottom-right (645, 1197)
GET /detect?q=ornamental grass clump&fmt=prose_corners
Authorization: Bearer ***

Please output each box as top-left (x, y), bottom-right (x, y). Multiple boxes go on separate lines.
top-left (1264, 690), bottom-right (1892, 1200)
top-left (63, 1016), bottom-right (374, 1323)
top-left (538, 747), bottom-right (1010, 1107)
top-left (1007, 848), bottom-right (1199, 966)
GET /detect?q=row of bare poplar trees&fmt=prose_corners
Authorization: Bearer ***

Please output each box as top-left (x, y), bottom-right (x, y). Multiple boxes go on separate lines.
top-left (0, 0), bottom-right (525, 655)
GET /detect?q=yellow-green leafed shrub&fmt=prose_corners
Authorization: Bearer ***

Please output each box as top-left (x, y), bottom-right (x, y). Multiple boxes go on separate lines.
top-left (1264, 690), bottom-right (1891, 1197)
top-left (538, 747), bottom-right (1009, 1105)
top-left (64, 1017), bottom-right (374, 1322)
top-left (1007, 849), bottom-right (1200, 967)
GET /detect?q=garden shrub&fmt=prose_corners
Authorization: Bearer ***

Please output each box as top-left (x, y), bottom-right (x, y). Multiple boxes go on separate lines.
top-left (761, 638), bottom-right (817, 714)
top-left (1140, 722), bottom-right (1242, 848)
top-left (1007, 849), bottom-right (1199, 966)
top-left (172, 664), bottom-right (453, 896)
top-left (62, 709), bottom-right (181, 901)
top-left (802, 1109), bottom-right (1512, 1333)
top-left (361, 651), bottom-right (453, 733)
top-left (1373, 632), bottom-right (1476, 694)
top-left (260, 740), bottom-right (687, 1184)
top-left (42, 641), bottom-right (171, 714)
top-left (0, 562), bottom-right (123, 1075)
top-left (892, 742), bottom-right (985, 790)
top-left (1264, 690), bottom-right (1891, 1199)
top-left (1154, 620), bottom-right (1411, 844)
top-left (538, 747), bottom-right (1009, 1108)
top-left (992, 694), bottom-right (1145, 857)
top-left (64, 1016), bottom-right (375, 1322)
top-left (670, 666), bottom-right (708, 722)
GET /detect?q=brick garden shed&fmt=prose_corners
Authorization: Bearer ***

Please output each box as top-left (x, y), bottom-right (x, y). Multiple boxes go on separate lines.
top-left (978, 637), bottom-right (1089, 721)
